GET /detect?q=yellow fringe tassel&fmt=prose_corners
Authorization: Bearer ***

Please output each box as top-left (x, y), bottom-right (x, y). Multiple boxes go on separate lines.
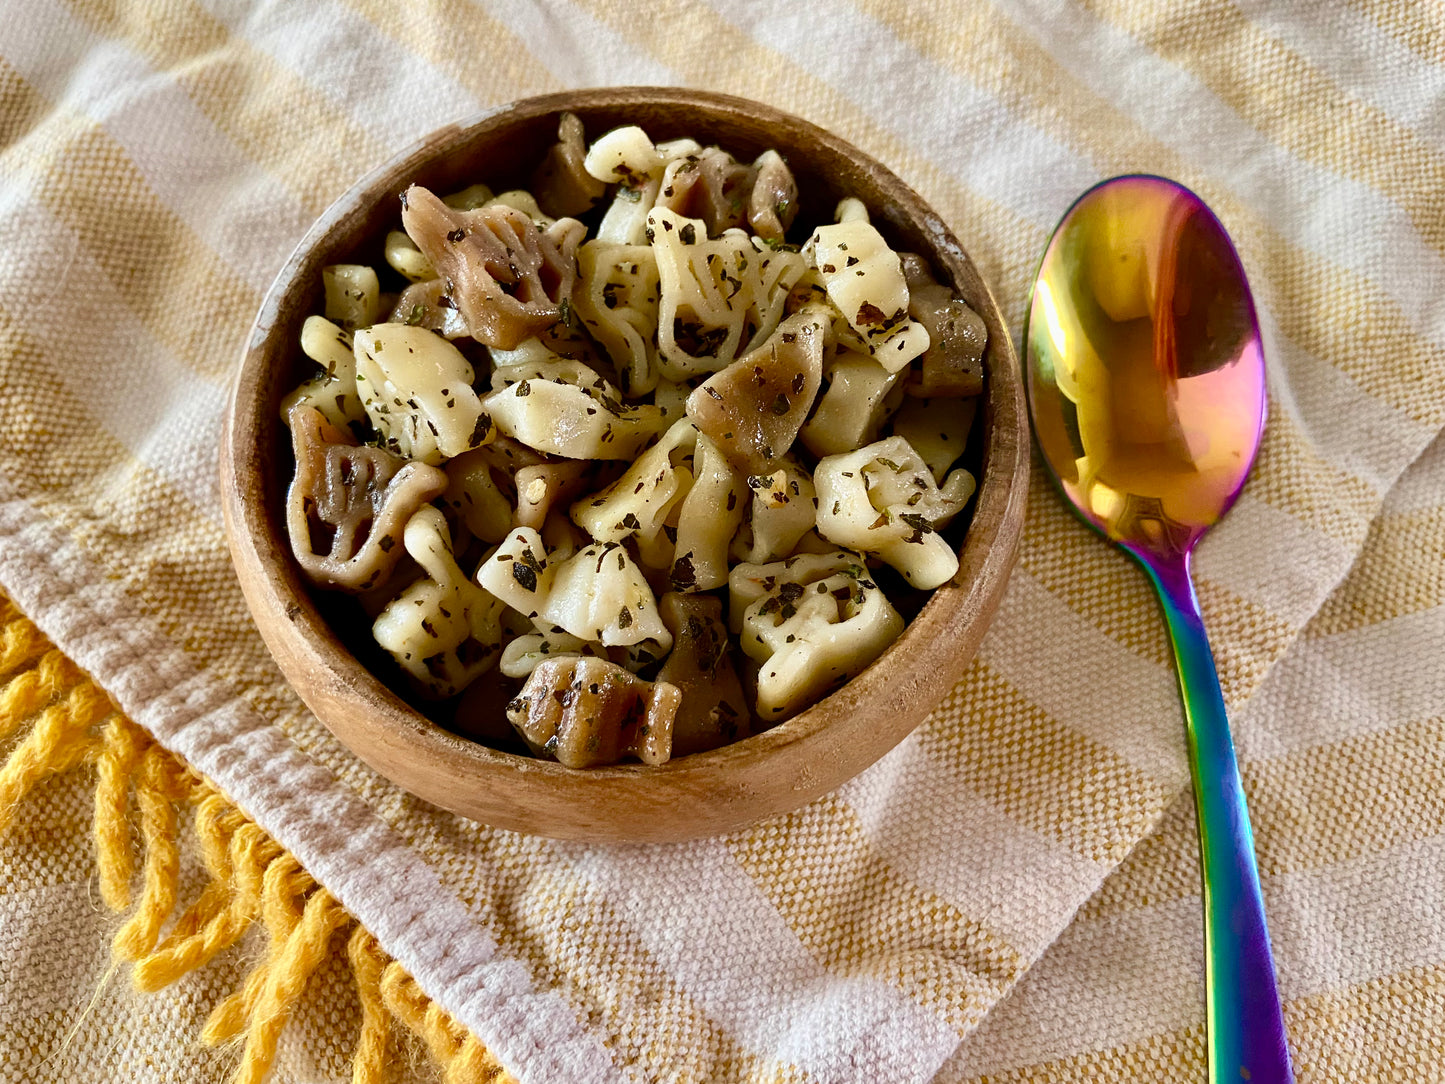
top-left (0, 598), bottom-right (519, 1084)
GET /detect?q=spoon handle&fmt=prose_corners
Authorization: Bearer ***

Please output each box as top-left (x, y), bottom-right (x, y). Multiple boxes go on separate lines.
top-left (1138, 552), bottom-right (1294, 1084)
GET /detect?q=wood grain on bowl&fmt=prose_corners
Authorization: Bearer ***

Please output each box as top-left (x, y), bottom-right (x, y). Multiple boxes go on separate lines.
top-left (221, 87), bottom-right (1028, 843)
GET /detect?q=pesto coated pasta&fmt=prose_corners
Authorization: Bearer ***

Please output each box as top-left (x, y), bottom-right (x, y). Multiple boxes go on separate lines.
top-left (281, 114), bottom-right (987, 768)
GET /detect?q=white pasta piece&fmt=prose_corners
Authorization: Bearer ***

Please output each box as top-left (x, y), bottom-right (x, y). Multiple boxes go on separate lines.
top-left (572, 240), bottom-right (662, 396)
top-left (280, 316), bottom-right (368, 435)
top-left (650, 206), bottom-right (806, 380)
top-left (813, 435), bottom-right (975, 590)
top-left (800, 350), bottom-right (906, 458)
top-left (486, 336), bottom-right (563, 370)
top-left (323, 264), bottom-right (381, 331)
top-left (514, 461), bottom-right (590, 532)
top-left (585, 125), bottom-right (666, 185)
top-left (443, 183), bottom-right (494, 210)
top-left (729, 550), bottom-right (903, 720)
top-left (482, 356), bottom-right (667, 460)
top-left (475, 526), bottom-right (557, 619)
top-left (653, 378), bottom-right (692, 422)
top-left (354, 323), bottom-right (494, 465)
top-left (834, 197), bottom-right (869, 224)
top-left (540, 542), bottom-right (672, 651)
top-left (731, 460), bottom-right (818, 565)
top-left (486, 189), bottom-right (555, 227)
top-left (890, 396), bottom-right (976, 481)
top-left (597, 176), bottom-right (662, 246)
top-left (440, 449), bottom-right (512, 545)
top-left (372, 507), bottom-right (505, 697)
top-left (805, 221), bottom-right (930, 372)
top-left (383, 230), bottom-right (435, 283)
top-left (498, 630), bottom-right (605, 679)
top-left (670, 432), bottom-right (746, 593)
top-left (632, 520), bottom-right (681, 573)
top-left (570, 418), bottom-right (697, 547)
top-left (539, 513), bottom-right (588, 563)
top-left (586, 127), bottom-right (681, 246)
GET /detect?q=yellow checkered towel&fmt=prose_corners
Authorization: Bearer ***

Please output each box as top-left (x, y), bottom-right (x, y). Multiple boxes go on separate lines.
top-left (1, 1), bottom-right (1442, 1081)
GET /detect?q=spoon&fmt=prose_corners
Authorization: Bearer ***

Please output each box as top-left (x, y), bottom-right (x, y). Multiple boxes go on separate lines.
top-left (1023, 175), bottom-right (1293, 1083)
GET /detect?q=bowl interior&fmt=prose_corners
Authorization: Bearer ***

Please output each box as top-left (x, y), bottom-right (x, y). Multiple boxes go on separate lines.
top-left (222, 87), bottom-right (1028, 843)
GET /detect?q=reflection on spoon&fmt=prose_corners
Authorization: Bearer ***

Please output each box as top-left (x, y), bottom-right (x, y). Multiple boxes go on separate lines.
top-left (1025, 175), bottom-right (1294, 1084)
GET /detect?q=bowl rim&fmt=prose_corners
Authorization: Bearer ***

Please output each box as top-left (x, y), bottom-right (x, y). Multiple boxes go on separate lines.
top-left (221, 86), bottom-right (1029, 842)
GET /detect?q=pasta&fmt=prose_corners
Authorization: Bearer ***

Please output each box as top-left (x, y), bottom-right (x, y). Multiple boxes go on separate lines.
top-left (372, 506), bottom-right (507, 697)
top-left (280, 112), bottom-right (988, 768)
top-left (813, 436), bottom-right (976, 590)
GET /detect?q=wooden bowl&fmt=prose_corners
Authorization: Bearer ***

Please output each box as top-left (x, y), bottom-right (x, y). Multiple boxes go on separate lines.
top-left (221, 87), bottom-right (1028, 843)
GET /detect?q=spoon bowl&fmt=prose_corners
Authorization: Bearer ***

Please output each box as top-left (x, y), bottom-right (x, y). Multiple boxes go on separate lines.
top-left (1025, 175), bottom-right (1293, 1084)
top-left (1027, 174), bottom-right (1265, 560)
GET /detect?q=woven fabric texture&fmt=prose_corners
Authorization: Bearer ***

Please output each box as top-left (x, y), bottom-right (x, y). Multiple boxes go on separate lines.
top-left (1, 1), bottom-right (1443, 1081)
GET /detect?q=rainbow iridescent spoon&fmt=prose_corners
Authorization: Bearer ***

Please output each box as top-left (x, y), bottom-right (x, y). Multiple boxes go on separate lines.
top-left (1023, 175), bottom-right (1293, 1083)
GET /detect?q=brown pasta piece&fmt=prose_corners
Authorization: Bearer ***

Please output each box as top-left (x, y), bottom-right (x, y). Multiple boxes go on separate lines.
top-left (655, 593), bottom-right (751, 756)
top-left (531, 111), bottom-right (608, 218)
top-left (506, 656), bottom-right (681, 768)
top-left (656, 146), bottom-right (754, 237)
top-left (685, 312), bottom-right (825, 475)
top-left (747, 149), bottom-right (799, 241)
top-left (899, 252), bottom-right (987, 398)
top-left (401, 185), bottom-right (582, 350)
top-left (388, 278), bottom-right (467, 339)
top-left (284, 404), bottom-right (447, 591)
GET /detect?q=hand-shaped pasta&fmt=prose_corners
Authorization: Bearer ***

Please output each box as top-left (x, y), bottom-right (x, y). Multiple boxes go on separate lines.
top-left (656, 146), bottom-right (752, 237)
top-left (389, 279), bottom-right (469, 340)
top-left (532, 112), bottom-right (608, 219)
top-left (354, 323), bottom-right (494, 466)
top-left (813, 436), bottom-right (975, 589)
top-left (506, 656), bottom-right (681, 768)
top-left (401, 185), bottom-right (582, 350)
top-left (900, 252), bottom-right (987, 398)
top-left (372, 506), bottom-right (506, 697)
top-left (805, 220), bottom-right (930, 372)
top-left (482, 356), bottom-right (668, 460)
top-left (746, 150), bottom-right (799, 242)
top-left (439, 449), bottom-right (513, 545)
top-left (584, 126), bottom-right (687, 246)
top-left (728, 550), bottom-right (903, 721)
top-left (572, 241), bottom-right (663, 396)
top-left (474, 526), bottom-right (557, 619)
top-left (285, 405), bottom-right (447, 592)
top-left (650, 206), bottom-right (805, 380)
top-left (384, 231), bottom-right (435, 283)
top-left (514, 461), bottom-right (591, 531)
